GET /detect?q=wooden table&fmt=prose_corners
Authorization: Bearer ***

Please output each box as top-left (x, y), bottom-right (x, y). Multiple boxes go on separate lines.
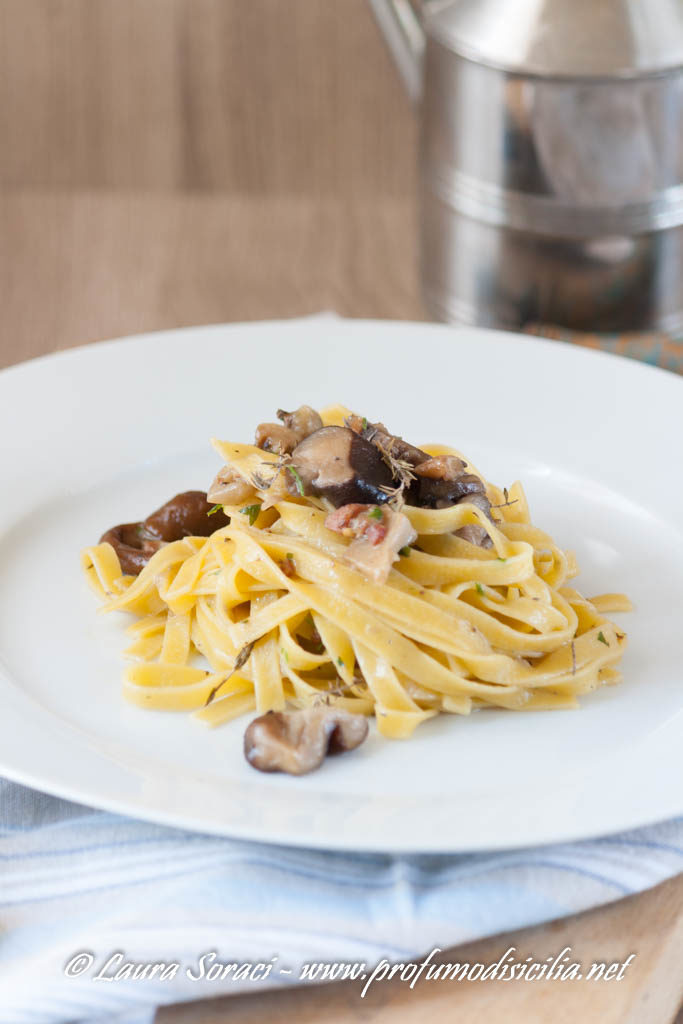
top-left (156, 877), bottom-right (683, 1024)
top-left (0, 3), bottom-right (681, 1020)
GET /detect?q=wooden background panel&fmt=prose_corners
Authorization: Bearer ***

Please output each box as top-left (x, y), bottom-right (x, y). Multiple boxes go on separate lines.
top-left (0, 0), bottom-right (417, 194)
top-left (0, 0), bottom-right (420, 366)
top-left (0, 193), bottom-right (420, 367)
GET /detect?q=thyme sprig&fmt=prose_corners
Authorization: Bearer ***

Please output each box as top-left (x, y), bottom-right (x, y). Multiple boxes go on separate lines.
top-left (374, 435), bottom-right (417, 491)
top-left (204, 641), bottom-right (256, 707)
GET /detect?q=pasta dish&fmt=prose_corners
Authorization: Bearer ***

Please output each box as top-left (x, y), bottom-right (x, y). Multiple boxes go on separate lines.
top-left (82, 405), bottom-right (629, 774)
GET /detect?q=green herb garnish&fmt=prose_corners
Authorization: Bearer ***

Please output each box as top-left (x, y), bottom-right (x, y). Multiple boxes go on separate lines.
top-left (368, 507), bottom-right (383, 521)
top-left (476, 582), bottom-right (484, 595)
top-left (398, 546), bottom-right (411, 557)
top-left (497, 557), bottom-right (506, 562)
top-left (207, 504), bottom-right (224, 517)
top-left (240, 503), bottom-right (261, 526)
top-left (281, 648), bottom-right (289, 663)
top-left (337, 657), bottom-right (344, 667)
top-left (597, 631), bottom-right (609, 646)
top-left (287, 465), bottom-right (305, 496)
top-left (361, 417), bottom-right (368, 431)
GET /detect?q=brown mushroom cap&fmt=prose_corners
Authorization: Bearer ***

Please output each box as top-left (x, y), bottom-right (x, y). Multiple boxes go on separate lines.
top-left (290, 426), bottom-right (395, 507)
top-left (244, 706), bottom-right (369, 775)
top-left (207, 466), bottom-right (256, 507)
top-left (99, 523), bottom-right (162, 576)
top-left (411, 472), bottom-right (487, 509)
top-left (100, 491), bottom-right (230, 576)
top-left (144, 491), bottom-right (230, 541)
top-left (360, 420), bottom-right (429, 467)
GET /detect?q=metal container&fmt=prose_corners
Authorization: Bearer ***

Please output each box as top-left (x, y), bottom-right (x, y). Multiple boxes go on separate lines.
top-left (369, 0), bottom-right (683, 332)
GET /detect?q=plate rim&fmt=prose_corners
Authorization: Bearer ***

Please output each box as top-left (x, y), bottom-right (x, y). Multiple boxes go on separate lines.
top-left (3, 313), bottom-right (682, 389)
top-left (1, 316), bottom-right (681, 853)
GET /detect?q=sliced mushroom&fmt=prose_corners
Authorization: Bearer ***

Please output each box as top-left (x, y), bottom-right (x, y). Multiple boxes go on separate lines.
top-left (412, 470), bottom-right (486, 509)
top-left (347, 416), bottom-right (429, 468)
top-left (143, 491), bottom-right (230, 541)
top-left (255, 404), bottom-right (324, 455)
top-left (99, 522), bottom-right (163, 576)
top-left (277, 405), bottom-right (323, 439)
top-left (207, 465), bottom-right (257, 506)
top-left (290, 426), bottom-right (394, 507)
top-left (454, 491), bottom-right (494, 548)
top-left (412, 454), bottom-right (493, 547)
top-left (244, 706), bottom-right (369, 775)
top-left (413, 455), bottom-right (467, 480)
top-left (456, 524), bottom-right (491, 546)
top-left (254, 422), bottom-right (299, 455)
top-left (101, 491), bottom-right (230, 576)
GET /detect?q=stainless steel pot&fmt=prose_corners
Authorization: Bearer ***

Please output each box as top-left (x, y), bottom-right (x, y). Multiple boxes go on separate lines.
top-left (370, 0), bottom-right (683, 332)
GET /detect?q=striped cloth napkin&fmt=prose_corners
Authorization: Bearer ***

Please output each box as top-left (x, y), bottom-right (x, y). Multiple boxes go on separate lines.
top-left (1, 778), bottom-right (682, 1024)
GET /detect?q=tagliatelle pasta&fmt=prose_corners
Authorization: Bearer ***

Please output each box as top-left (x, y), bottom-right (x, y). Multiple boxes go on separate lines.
top-left (82, 405), bottom-right (629, 740)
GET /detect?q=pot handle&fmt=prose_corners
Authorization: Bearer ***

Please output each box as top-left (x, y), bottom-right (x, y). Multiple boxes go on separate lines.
top-left (368, 0), bottom-right (426, 103)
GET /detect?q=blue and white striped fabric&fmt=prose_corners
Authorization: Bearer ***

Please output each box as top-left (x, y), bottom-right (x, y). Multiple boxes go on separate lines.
top-left (1, 777), bottom-right (682, 1024)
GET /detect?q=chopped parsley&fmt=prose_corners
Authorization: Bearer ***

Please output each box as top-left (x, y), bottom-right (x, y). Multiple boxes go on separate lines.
top-left (240, 503), bottom-right (261, 526)
top-left (281, 648), bottom-right (289, 663)
top-left (597, 631), bottom-right (609, 646)
top-left (476, 582), bottom-right (484, 595)
top-left (368, 507), bottom-right (383, 521)
top-left (337, 657), bottom-right (344, 667)
top-left (207, 504), bottom-right (224, 517)
top-left (287, 465), bottom-right (305, 496)
top-left (398, 546), bottom-right (411, 557)
top-left (497, 557), bottom-right (506, 562)
top-left (361, 417), bottom-right (368, 431)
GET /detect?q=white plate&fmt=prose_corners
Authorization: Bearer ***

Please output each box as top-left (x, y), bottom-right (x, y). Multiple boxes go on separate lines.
top-left (0, 317), bottom-right (681, 852)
